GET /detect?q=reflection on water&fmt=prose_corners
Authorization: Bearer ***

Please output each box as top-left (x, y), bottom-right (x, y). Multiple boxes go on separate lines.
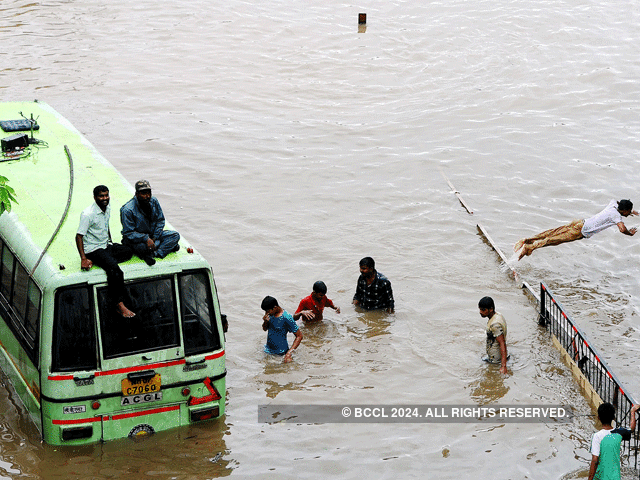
top-left (261, 378), bottom-right (311, 400)
top-left (299, 320), bottom-right (333, 343)
top-left (0, 370), bottom-right (39, 479)
top-left (37, 420), bottom-right (233, 479)
top-left (561, 465), bottom-right (638, 480)
top-left (468, 365), bottom-right (510, 405)
top-left (348, 309), bottom-right (394, 340)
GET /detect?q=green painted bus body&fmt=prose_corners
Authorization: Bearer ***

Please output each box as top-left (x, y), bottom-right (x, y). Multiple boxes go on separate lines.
top-left (0, 101), bottom-right (226, 445)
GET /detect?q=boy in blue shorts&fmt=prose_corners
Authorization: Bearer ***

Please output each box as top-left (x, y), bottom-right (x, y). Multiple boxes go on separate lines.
top-left (261, 296), bottom-right (303, 363)
top-left (588, 402), bottom-right (639, 480)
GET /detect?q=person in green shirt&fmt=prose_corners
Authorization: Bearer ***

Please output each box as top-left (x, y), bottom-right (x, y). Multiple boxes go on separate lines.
top-left (588, 402), bottom-right (639, 480)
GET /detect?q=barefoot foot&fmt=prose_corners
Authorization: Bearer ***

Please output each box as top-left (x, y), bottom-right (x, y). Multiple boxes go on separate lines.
top-left (116, 302), bottom-right (136, 318)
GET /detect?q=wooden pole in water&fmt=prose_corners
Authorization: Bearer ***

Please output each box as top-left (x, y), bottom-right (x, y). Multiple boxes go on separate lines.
top-left (438, 167), bottom-right (473, 214)
top-left (358, 13), bottom-right (366, 24)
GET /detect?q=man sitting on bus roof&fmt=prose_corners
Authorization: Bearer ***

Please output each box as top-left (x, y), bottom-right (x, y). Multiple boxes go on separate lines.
top-left (120, 180), bottom-right (180, 266)
top-left (76, 185), bottom-right (135, 318)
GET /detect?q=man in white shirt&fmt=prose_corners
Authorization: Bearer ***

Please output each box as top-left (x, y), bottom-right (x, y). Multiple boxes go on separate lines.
top-left (515, 199), bottom-right (637, 261)
top-left (75, 185), bottom-right (135, 318)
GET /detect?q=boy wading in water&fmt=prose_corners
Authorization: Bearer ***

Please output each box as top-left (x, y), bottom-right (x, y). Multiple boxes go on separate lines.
top-left (588, 402), bottom-right (639, 480)
top-left (261, 296), bottom-right (303, 363)
top-left (295, 281), bottom-right (340, 322)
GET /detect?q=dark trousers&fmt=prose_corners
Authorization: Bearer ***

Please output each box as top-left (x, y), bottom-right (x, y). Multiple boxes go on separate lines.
top-left (123, 230), bottom-right (180, 259)
top-left (86, 244), bottom-right (132, 304)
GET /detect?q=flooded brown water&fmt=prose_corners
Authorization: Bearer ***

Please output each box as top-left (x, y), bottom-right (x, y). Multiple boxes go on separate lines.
top-left (2, 0), bottom-right (640, 478)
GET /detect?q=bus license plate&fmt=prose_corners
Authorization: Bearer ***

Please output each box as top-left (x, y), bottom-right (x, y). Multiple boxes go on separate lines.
top-left (121, 374), bottom-right (161, 396)
top-left (121, 391), bottom-right (163, 406)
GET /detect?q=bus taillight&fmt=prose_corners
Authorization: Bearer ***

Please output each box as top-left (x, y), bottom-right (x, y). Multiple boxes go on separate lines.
top-left (190, 406), bottom-right (219, 423)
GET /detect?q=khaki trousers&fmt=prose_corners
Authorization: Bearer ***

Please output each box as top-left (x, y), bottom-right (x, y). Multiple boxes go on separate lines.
top-left (517, 219), bottom-right (585, 256)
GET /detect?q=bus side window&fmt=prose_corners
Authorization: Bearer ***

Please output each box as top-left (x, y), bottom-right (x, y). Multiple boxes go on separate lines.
top-left (0, 241), bottom-right (40, 361)
top-left (52, 286), bottom-right (97, 372)
top-left (11, 262), bottom-right (29, 324)
top-left (1, 242), bottom-right (14, 300)
top-left (179, 271), bottom-right (221, 355)
top-left (26, 279), bottom-right (41, 341)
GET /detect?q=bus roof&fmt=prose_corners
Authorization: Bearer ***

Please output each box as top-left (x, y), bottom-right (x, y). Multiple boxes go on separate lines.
top-left (0, 101), bottom-right (210, 289)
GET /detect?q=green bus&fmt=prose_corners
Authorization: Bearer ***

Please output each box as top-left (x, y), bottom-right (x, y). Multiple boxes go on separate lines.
top-left (0, 101), bottom-right (226, 445)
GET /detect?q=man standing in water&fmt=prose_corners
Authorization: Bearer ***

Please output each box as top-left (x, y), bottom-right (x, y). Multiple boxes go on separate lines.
top-left (515, 199), bottom-right (638, 260)
top-left (478, 296), bottom-right (508, 374)
top-left (76, 185), bottom-right (135, 318)
top-left (352, 257), bottom-right (394, 313)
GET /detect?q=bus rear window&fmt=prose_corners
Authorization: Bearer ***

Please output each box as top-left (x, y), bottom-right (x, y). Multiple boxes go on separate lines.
top-left (53, 286), bottom-right (97, 372)
top-left (98, 277), bottom-right (179, 359)
top-left (179, 271), bottom-right (221, 355)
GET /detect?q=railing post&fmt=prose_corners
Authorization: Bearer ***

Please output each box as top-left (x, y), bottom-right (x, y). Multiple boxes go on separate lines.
top-left (538, 283), bottom-right (546, 326)
top-left (538, 282), bottom-right (546, 326)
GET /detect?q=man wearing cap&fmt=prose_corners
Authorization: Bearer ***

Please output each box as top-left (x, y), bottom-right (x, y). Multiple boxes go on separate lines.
top-left (120, 180), bottom-right (180, 266)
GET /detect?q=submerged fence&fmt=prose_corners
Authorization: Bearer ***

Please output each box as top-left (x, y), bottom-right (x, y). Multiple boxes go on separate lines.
top-left (539, 282), bottom-right (639, 469)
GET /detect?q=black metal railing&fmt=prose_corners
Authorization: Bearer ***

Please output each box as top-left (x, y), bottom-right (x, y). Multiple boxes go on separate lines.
top-left (539, 282), bottom-right (638, 469)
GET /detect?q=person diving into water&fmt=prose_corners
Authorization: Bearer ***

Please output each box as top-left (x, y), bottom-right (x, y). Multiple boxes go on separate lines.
top-left (514, 199), bottom-right (637, 261)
